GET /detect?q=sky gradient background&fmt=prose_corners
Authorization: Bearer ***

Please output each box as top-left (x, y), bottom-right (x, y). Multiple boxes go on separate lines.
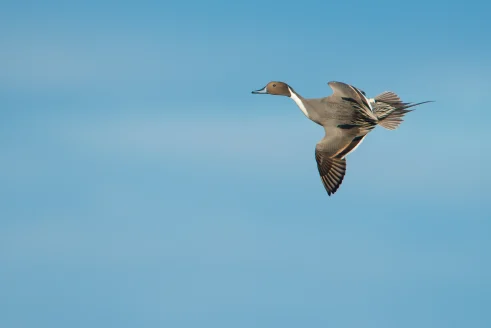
top-left (1, 1), bottom-right (490, 327)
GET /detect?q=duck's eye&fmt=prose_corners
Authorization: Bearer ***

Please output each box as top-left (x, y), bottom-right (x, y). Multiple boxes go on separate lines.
top-left (273, 84), bottom-right (276, 87)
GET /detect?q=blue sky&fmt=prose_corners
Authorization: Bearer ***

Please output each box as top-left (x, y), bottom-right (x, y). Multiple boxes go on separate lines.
top-left (1, 1), bottom-right (490, 327)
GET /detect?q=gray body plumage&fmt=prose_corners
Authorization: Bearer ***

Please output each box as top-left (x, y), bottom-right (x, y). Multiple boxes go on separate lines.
top-left (293, 82), bottom-right (380, 195)
top-left (252, 80), bottom-right (432, 196)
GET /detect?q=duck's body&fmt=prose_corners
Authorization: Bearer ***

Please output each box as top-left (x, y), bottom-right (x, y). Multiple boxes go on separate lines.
top-left (252, 81), bottom-right (431, 196)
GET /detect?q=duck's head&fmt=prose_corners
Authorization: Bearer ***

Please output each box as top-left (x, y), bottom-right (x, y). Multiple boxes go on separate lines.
top-left (252, 81), bottom-right (291, 97)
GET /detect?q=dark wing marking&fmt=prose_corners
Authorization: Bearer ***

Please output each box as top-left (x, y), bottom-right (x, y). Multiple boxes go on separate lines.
top-left (336, 135), bottom-right (366, 159)
top-left (315, 129), bottom-right (353, 196)
top-left (315, 150), bottom-right (347, 196)
top-left (327, 81), bottom-right (378, 133)
top-left (337, 124), bottom-right (358, 129)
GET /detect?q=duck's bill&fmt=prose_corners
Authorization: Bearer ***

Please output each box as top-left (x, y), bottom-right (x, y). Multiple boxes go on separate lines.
top-left (251, 86), bottom-right (268, 94)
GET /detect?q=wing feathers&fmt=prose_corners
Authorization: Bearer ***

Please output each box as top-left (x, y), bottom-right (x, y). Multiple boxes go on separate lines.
top-left (315, 149), bottom-right (347, 196)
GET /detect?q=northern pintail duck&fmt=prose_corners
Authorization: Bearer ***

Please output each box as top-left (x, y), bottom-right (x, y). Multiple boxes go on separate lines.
top-left (252, 81), bottom-right (431, 196)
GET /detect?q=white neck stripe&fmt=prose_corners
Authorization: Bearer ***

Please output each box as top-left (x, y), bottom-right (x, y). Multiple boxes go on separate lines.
top-left (288, 87), bottom-right (309, 118)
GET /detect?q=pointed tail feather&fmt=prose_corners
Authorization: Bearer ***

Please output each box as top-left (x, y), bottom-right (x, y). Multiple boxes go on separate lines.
top-left (372, 91), bottom-right (433, 130)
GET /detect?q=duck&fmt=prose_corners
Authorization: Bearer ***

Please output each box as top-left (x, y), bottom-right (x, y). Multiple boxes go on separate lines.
top-left (252, 81), bottom-right (432, 196)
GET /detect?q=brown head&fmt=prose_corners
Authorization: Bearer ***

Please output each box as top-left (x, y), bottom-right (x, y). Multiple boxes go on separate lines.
top-left (251, 81), bottom-right (291, 97)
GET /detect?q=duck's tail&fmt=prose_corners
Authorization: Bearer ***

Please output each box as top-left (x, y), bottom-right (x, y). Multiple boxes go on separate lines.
top-left (370, 91), bottom-right (433, 130)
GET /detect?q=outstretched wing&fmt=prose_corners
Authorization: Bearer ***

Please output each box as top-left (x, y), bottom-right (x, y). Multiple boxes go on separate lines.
top-left (314, 129), bottom-right (351, 196)
top-left (326, 81), bottom-right (378, 133)
top-left (315, 127), bottom-right (369, 196)
top-left (315, 150), bottom-right (346, 196)
top-left (327, 81), bottom-right (374, 112)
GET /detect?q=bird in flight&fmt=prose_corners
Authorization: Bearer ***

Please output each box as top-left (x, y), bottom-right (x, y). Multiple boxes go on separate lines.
top-left (252, 81), bottom-right (432, 196)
